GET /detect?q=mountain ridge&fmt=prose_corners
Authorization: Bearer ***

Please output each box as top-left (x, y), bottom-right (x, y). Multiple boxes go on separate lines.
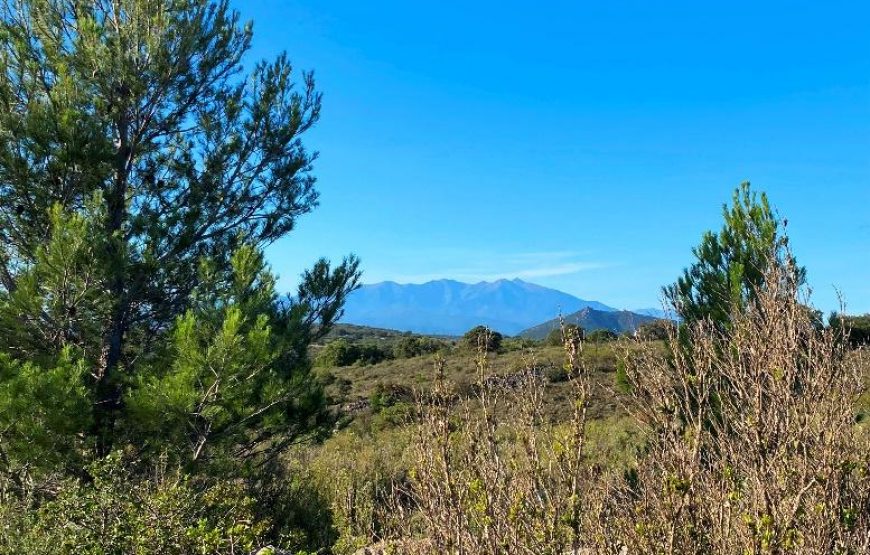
top-left (340, 278), bottom-right (622, 335)
top-left (519, 306), bottom-right (660, 339)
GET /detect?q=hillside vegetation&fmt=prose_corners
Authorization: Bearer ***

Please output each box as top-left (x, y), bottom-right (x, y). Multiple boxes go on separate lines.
top-left (0, 2), bottom-right (868, 554)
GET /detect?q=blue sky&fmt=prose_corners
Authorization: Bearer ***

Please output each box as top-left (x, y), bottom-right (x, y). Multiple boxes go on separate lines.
top-left (233, 1), bottom-right (870, 314)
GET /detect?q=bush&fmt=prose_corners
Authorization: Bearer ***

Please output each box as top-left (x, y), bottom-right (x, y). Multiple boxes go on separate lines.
top-left (545, 323), bottom-right (584, 346)
top-left (461, 325), bottom-right (503, 352)
top-left (0, 454), bottom-right (268, 554)
top-left (356, 344), bottom-right (393, 365)
top-left (586, 328), bottom-right (618, 342)
top-left (499, 336), bottom-right (540, 351)
top-left (606, 253), bottom-right (870, 553)
top-left (299, 429), bottom-right (413, 553)
top-left (614, 360), bottom-right (631, 394)
top-left (400, 336), bottom-right (592, 553)
top-left (634, 319), bottom-right (675, 341)
top-left (369, 383), bottom-right (414, 411)
top-left (315, 339), bottom-right (392, 367)
top-left (543, 364), bottom-right (570, 383)
top-left (393, 336), bottom-right (446, 358)
top-left (830, 313), bottom-right (870, 348)
top-left (384, 249), bottom-right (870, 554)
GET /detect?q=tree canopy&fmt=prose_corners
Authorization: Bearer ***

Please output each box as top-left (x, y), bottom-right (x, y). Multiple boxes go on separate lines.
top-left (462, 325), bottom-right (503, 352)
top-left (663, 182), bottom-right (804, 328)
top-left (0, 0), bottom-right (360, 479)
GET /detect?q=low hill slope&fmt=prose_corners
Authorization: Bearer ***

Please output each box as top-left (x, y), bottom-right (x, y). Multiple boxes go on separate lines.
top-left (520, 307), bottom-right (659, 339)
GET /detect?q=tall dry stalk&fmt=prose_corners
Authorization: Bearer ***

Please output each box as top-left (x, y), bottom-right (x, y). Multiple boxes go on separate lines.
top-left (399, 326), bottom-right (595, 555)
top-left (603, 254), bottom-right (870, 554)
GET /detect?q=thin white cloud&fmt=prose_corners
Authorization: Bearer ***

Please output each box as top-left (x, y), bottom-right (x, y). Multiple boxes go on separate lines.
top-left (367, 251), bottom-right (611, 284)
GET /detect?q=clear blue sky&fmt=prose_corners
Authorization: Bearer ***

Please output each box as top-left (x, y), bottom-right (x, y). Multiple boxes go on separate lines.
top-left (232, 0), bottom-right (870, 314)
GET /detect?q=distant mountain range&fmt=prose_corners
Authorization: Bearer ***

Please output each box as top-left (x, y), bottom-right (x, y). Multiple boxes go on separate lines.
top-left (340, 278), bottom-right (663, 336)
top-left (519, 307), bottom-right (659, 340)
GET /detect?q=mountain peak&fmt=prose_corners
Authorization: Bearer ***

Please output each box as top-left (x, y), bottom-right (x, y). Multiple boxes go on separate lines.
top-left (519, 306), bottom-right (660, 339)
top-left (340, 279), bottom-right (617, 335)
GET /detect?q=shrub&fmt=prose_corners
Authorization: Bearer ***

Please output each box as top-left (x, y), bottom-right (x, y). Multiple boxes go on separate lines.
top-left (369, 383), bottom-right (414, 411)
top-left (315, 339), bottom-right (391, 367)
top-left (544, 364), bottom-right (571, 383)
top-left (461, 325), bottom-right (503, 352)
top-left (604, 253), bottom-right (870, 554)
top-left (355, 344), bottom-right (393, 366)
top-left (315, 339), bottom-right (358, 367)
top-left (399, 326), bottom-right (596, 553)
top-left (393, 336), bottom-right (446, 358)
top-left (545, 323), bottom-right (584, 346)
top-left (614, 359), bottom-right (631, 394)
top-left (498, 336), bottom-right (541, 351)
top-left (0, 454), bottom-right (268, 554)
top-left (299, 429), bottom-right (413, 553)
top-left (830, 313), bottom-right (870, 348)
top-left (634, 319), bottom-right (676, 341)
top-left (586, 328), bottom-right (617, 342)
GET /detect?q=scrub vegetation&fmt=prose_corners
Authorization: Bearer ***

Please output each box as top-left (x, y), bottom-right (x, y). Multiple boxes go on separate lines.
top-left (0, 1), bottom-right (867, 554)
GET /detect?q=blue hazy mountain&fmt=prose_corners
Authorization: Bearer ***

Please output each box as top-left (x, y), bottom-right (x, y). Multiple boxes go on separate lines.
top-left (340, 278), bottom-right (616, 336)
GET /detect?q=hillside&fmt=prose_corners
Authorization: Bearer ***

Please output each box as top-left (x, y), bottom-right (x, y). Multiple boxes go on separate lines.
top-left (520, 306), bottom-right (660, 339)
top-left (340, 278), bottom-right (615, 335)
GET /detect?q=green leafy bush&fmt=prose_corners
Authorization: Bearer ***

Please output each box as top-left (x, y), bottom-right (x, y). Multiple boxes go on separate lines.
top-left (634, 319), bottom-right (675, 341)
top-left (586, 328), bottom-right (618, 342)
top-left (830, 313), bottom-right (870, 347)
top-left (315, 339), bottom-right (392, 367)
top-left (461, 325), bottom-right (503, 352)
top-left (393, 335), bottom-right (446, 358)
top-left (614, 360), bottom-right (631, 394)
top-left (545, 324), bottom-right (584, 346)
top-left (0, 454), bottom-right (268, 555)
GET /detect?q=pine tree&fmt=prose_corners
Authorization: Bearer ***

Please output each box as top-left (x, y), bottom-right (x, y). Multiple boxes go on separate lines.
top-left (664, 182), bottom-right (804, 328)
top-left (0, 0), bottom-right (359, 473)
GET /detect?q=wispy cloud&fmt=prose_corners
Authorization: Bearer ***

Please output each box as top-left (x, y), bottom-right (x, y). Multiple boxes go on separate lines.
top-left (367, 251), bottom-right (611, 284)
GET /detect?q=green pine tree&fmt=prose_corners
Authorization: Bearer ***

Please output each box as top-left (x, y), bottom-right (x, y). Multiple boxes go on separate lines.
top-left (663, 182), bottom-right (805, 328)
top-left (0, 0), bottom-right (359, 475)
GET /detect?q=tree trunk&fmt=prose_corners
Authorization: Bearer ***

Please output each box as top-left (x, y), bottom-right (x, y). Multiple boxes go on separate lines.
top-left (94, 102), bottom-right (132, 457)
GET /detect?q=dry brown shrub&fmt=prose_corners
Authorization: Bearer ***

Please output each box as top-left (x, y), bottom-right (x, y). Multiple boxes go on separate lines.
top-left (392, 326), bottom-right (598, 555)
top-left (602, 255), bottom-right (870, 554)
top-left (373, 253), bottom-right (869, 555)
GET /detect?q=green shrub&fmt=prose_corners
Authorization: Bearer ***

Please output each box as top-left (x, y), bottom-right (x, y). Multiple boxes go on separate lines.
top-left (355, 344), bottom-right (392, 365)
top-left (0, 454), bottom-right (268, 555)
top-left (373, 402), bottom-right (416, 431)
top-left (634, 319), bottom-right (675, 341)
top-left (393, 335), bottom-right (446, 358)
top-left (501, 336), bottom-right (540, 351)
top-left (830, 313), bottom-right (870, 347)
top-left (300, 429), bottom-right (413, 553)
top-left (614, 360), bottom-right (631, 394)
top-left (545, 324), bottom-right (584, 346)
top-left (543, 364), bottom-right (571, 383)
top-left (369, 383), bottom-right (413, 411)
top-left (462, 325), bottom-right (503, 352)
top-left (315, 339), bottom-right (391, 367)
top-left (315, 339), bottom-right (357, 367)
top-left (586, 328), bottom-right (618, 342)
